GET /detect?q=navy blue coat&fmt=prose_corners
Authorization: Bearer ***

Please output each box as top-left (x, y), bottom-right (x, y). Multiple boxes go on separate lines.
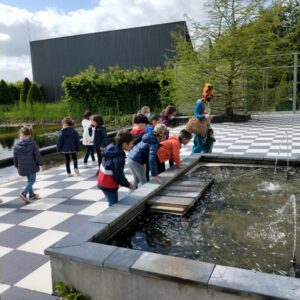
top-left (100, 144), bottom-right (130, 189)
top-left (93, 125), bottom-right (107, 150)
top-left (13, 139), bottom-right (43, 176)
top-left (128, 133), bottom-right (160, 177)
top-left (56, 127), bottom-right (80, 153)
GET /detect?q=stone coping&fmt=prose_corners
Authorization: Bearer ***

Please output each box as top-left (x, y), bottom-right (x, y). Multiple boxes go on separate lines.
top-left (45, 154), bottom-right (300, 299)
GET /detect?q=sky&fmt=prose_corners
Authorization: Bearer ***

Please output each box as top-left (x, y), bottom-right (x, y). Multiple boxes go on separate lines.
top-left (0, 0), bottom-right (208, 82)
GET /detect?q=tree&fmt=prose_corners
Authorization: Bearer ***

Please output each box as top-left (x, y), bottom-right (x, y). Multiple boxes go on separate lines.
top-left (27, 83), bottom-right (44, 104)
top-left (0, 79), bottom-right (13, 105)
top-left (19, 77), bottom-right (31, 103)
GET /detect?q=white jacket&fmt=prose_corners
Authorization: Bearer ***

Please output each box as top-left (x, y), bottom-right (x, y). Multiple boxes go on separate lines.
top-left (81, 119), bottom-right (94, 146)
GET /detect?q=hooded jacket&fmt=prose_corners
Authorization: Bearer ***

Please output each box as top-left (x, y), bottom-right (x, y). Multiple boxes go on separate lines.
top-left (13, 139), bottom-right (43, 176)
top-left (128, 133), bottom-right (160, 177)
top-left (57, 127), bottom-right (80, 153)
top-left (93, 125), bottom-right (107, 150)
top-left (98, 144), bottom-right (130, 190)
top-left (157, 135), bottom-right (181, 165)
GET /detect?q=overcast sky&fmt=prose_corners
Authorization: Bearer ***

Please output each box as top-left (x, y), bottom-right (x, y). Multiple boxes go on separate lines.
top-left (0, 0), bottom-right (209, 82)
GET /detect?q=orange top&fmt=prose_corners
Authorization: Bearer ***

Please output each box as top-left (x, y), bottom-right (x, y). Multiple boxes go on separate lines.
top-left (157, 135), bottom-right (181, 165)
top-left (202, 83), bottom-right (213, 98)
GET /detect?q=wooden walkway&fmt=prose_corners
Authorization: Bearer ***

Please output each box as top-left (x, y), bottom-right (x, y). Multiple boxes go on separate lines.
top-left (148, 177), bottom-right (214, 215)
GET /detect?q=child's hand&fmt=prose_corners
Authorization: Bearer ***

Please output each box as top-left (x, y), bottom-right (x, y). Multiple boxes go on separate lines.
top-left (128, 183), bottom-right (136, 190)
top-left (153, 176), bottom-right (161, 183)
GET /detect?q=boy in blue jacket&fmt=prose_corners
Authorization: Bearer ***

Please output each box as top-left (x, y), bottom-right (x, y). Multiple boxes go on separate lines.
top-left (128, 124), bottom-right (167, 187)
top-left (98, 130), bottom-right (135, 206)
top-left (57, 117), bottom-right (80, 177)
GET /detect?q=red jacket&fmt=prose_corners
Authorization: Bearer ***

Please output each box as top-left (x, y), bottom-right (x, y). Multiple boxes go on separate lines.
top-left (157, 135), bottom-right (181, 165)
top-left (98, 165), bottom-right (118, 190)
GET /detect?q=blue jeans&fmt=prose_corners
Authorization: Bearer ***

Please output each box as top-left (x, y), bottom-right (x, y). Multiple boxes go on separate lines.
top-left (102, 189), bottom-right (118, 206)
top-left (23, 173), bottom-right (36, 196)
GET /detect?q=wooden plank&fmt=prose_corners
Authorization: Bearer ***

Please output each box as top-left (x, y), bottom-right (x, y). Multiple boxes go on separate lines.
top-left (150, 205), bottom-right (186, 215)
top-left (148, 196), bottom-right (194, 207)
top-left (157, 190), bottom-right (198, 198)
top-left (166, 185), bottom-right (204, 192)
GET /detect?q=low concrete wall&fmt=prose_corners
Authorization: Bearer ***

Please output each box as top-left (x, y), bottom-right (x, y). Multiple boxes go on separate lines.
top-left (46, 154), bottom-right (300, 300)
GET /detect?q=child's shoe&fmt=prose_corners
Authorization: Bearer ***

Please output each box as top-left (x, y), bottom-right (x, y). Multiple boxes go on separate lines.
top-left (74, 168), bottom-right (80, 176)
top-left (29, 193), bottom-right (40, 200)
top-left (66, 173), bottom-right (72, 178)
top-left (20, 193), bottom-right (30, 204)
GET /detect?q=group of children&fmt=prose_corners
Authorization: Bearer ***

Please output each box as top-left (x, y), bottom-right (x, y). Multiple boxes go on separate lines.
top-left (13, 105), bottom-right (192, 206)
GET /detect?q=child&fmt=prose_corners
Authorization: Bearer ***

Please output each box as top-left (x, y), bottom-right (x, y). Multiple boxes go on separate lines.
top-left (156, 129), bottom-right (192, 174)
top-left (160, 105), bottom-right (177, 127)
top-left (82, 110), bottom-right (95, 167)
top-left (91, 114), bottom-right (107, 168)
top-left (57, 117), bottom-right (80, 177)
top-left (128, 124), bottom-right (168, 186)
top-left (132, 106), bottom-right (151, 125)
top-left (146, 114), bottom-right (161, 134)
top-left (98, 130), bottom-right (135, 206)
top-left (131, 114), bottom-right (149, 145)
top-left (13, 126), bottom-right (44, 203)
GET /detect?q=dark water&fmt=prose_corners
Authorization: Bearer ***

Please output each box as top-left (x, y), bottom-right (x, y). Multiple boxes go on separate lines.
top-left (107, 166), bottom-right (300, 275)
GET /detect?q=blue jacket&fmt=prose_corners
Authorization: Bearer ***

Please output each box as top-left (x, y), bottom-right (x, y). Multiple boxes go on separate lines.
top-left (93, 125), bottom-right (107, 150)
top-left (146, 124), bottom-right (154, 134)
top-left (128, 133), bottom-right (159, 177)
top-left (57, 127), bottom-right (80, 153)
top-left (99, 144), bottom-right (130, 190)
top-left (13, 139), bottom-right (43, 176)
top-left (194, 99), bottom-right (206, 120)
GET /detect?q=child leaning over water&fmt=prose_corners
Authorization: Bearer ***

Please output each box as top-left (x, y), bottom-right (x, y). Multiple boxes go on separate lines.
top-left (98, 130), bottom-right (135, 206)
top-left (13, 126), bottom-right (44, 203)
top-left (57, 117), bottom-right (80, 177)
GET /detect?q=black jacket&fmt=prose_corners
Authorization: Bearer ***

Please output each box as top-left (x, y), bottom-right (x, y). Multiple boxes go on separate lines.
top-left (93, 125), bottom-right (107, 150)
top-left (57, 127), bottom-right (80, 153)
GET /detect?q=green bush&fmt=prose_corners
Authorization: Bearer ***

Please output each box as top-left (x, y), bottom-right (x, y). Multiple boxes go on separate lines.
top-left (62, 65), bottom-right (173, 115)
top-left (27, 83), bottom-right (44, 103)
top-left (54, 282), bottom-right (91, 300)
top-left (0, 79), bottom-right (13, 105)
top-left (19, 77), bottom-right (31, 103)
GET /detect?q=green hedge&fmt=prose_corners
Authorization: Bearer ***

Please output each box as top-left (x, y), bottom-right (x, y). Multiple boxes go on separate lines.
top-left (62, 66), bottom-right (173, 115)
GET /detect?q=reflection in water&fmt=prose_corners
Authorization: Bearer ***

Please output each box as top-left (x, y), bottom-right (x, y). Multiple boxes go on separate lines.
top-left (108, 166), bottom-right (300, 275)
top-left (0, 125), bottom-right (83, 159)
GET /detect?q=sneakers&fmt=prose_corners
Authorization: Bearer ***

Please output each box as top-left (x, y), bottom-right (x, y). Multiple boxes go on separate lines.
top-left (74, 168), bottom-right (80, 176)
top-left (66, 173), bottom-right (73, 178)
top-left (83, 163), bottom-right (88, 169)
top-left (20, 193), bottom-right (30, 204)
top-left (29, 193), bottom-right (40, 200)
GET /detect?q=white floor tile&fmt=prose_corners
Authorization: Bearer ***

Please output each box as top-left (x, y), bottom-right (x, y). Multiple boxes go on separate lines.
top-left (227, 145), bottom-right (249, 149)
top-left (212, 148), bottom-right (227, 153)
top-left (0, 246), bottom-right (13, 258)
top-left (245, 149), bottom-right (268, 153)
top-left (36, 174), bottom-right (57, 181)
top-left (20, 198), bottom-right (66, 211)
top-left (18, 230), bottom-right (68, 254)
top-left (66, 181), bottom-right (97, 190)
top-left (20, 211), bottom-right (73, 229)
top-left (250, 143), bottom-right (271, 147)
top-left (0, 196), bottom-right (17, 204)
top-left (34, 188), bottom-right (61, 198)
top-left (33, 181), bottom-right (57, 189)
top-left (78, 201), bottom-right (108, 216)
top-left (62, 176), bottom-right (85, 182)
top-left (0, 223), bottom-right (14, 233)
top-left (0, 181), bottom-right (21, 188)
top-left (15, 262), bottom-right (52, 294)
top-left (72, 189), bottom-right (105, 201)
top-left (0, 284), bottom-right (10, 294)
top-left (0, 188), bottom-right (17, 196)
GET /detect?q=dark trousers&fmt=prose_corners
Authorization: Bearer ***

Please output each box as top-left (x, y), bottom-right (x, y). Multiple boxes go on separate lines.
top-left (96, 149), bottom-right (102, 167)
top-left (102, 189), bottom-right (118, 206)
top-left (157, 157), bottom-right (166, 174)
top-left (84, 145), bottom-right (95, 163)
top-left (64, 153), bottom-right (78, 174)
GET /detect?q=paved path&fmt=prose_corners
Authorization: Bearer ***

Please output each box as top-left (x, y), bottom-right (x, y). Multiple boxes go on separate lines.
top-left (0, 113), bottom-right (299, 299)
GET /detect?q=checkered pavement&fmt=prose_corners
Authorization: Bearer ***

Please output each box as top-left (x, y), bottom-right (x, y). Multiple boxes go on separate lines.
top-left (0, 113), bottom-right (300, 299)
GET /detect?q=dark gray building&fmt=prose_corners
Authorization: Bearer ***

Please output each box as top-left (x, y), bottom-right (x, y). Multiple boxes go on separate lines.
top-left (30, 21), bottom-right (190, 101)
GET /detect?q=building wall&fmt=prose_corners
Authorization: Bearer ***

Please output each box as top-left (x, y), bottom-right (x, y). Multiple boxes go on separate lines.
top-left (30, 21), bottom-right (188, 101)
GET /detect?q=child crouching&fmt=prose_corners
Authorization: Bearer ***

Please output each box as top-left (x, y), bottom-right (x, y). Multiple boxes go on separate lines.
top-left (98, 130), bottom-right (135, 206)
top-left (156, 129), bottom-right (192, 174)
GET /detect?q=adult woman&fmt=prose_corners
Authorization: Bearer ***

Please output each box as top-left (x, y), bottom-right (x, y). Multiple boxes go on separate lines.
top-left (132, 106), bottom-right (151, 125)
top-left (192, 95), bottom-right (215, 153)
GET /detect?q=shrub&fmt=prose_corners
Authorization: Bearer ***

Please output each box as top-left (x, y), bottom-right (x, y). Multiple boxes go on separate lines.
top-left (27, 83), bottom-right (44, 103)
top-left (0, 79), bottom-right (13, 105)
top-left (19, 77), bottom-right (31, 103)
top-left (54, 282), bottom-right (91, 300)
